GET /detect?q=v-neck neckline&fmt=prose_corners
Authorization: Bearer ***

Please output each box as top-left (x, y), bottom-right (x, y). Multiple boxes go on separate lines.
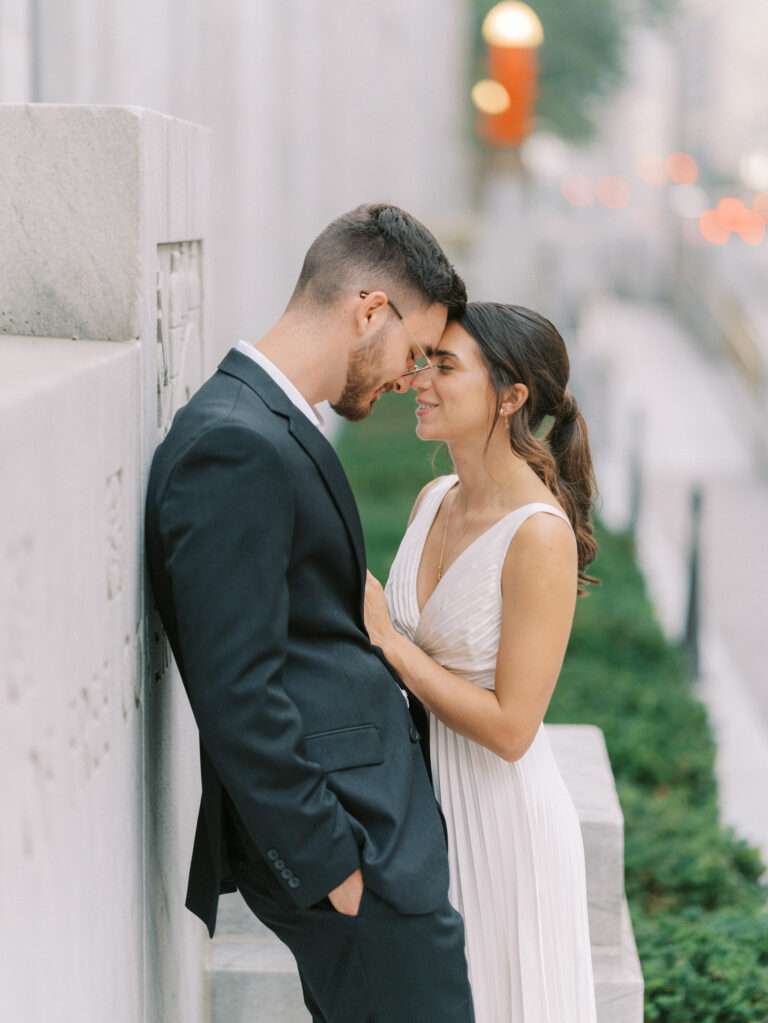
top-left (414, 476), bottom-right (537, 620)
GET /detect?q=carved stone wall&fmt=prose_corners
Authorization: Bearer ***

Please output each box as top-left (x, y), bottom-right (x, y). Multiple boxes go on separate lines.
top-left (0, 106), bottom-right (210, 1023)
top-left (156, 241), bottom-right (204, 435)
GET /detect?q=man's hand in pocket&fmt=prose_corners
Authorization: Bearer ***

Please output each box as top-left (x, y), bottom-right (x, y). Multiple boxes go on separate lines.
top-left (328, 867), bottom-right (364, 916)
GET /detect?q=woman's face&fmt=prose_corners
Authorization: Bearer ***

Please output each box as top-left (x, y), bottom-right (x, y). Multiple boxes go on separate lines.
top-left (407, 320), bottom-right (501, 444)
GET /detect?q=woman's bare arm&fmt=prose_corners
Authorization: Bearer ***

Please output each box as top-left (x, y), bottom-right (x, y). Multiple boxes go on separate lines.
top-left (372, 513), bottom-right (577, 761)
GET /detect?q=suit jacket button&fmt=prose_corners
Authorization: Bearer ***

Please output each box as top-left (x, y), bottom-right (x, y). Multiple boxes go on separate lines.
top-left (280, 868), bottom-right (292, 879)
top-left (266, 849), bottom-right (279, 861)
top-left (275, 858), bottom-right (285, 870)
top-left (288, 877), bottom-right (300, 888)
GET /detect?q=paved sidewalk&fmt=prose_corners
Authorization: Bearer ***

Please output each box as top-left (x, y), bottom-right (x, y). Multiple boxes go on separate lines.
top-left (574, 297), bottom-right (768, 867)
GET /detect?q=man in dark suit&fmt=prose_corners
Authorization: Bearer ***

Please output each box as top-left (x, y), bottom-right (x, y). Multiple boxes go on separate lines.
top-left (144, 203), bottom-right (474, 1020)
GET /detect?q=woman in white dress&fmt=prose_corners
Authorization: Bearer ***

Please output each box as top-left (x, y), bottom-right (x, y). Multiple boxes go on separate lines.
top-left (364, 302), bottom-right (600, 1022)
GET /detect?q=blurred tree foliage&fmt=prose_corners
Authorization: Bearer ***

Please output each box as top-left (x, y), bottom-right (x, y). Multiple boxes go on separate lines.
top-left (471, 0), bottom-right (677, 142)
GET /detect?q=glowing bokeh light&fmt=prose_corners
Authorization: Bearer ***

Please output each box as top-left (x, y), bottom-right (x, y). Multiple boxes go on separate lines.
top-left (482, 2), bottom-right (544, 48)
top-left (596, 175), bottom-right (630, 209)
top-left (471, 79), bottom-right (512, 115)
top-left (698, 210), bottom-right (730, 245)
top-left (740, 153), bottom-right (768, 192)
top-left (559, 175), bottom-right (594, 208)
top-left (736, 211), bottom-right (765, 246)
top-left (666, 152), bottom-right (699, 185)
top-left (715, 197), bottom-right (748, 232)
top-left (753, 193), bottom-right (768, 223)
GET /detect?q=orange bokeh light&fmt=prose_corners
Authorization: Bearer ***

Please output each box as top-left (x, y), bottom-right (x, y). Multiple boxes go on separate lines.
top-left (753, 193), bottom-right (768, 223)
top-left (700, 197), bottom-right (766, 244)
top-left (596, 176), bottom-right (630, 209)
top-left (698, 210), bottom-right (730, 245)
top-left (716, 196), bottom-right (747, 227)
top-left (666, 152), bottom-right (699, 185)
top-left (736, 211), bottom-right (765, 246)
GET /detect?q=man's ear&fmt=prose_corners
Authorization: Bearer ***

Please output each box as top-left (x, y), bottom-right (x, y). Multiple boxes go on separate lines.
top-left (356, 290), bottom-right (388, 335)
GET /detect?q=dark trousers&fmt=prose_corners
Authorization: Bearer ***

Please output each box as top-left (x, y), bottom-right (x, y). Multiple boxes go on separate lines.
top-left (230, 854), bottom-right (475, 1023)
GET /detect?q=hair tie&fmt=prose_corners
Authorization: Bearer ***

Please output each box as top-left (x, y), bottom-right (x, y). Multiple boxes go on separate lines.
top-left (556, 394), bottom-right (578, 425)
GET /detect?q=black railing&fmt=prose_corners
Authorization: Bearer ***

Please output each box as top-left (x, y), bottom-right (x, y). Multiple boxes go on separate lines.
top-left (684, 484), bottom-right (703, 680)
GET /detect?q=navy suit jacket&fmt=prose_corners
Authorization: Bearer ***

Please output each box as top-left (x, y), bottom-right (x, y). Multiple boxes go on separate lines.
top-left (144, 348), bottom-right (449, 937)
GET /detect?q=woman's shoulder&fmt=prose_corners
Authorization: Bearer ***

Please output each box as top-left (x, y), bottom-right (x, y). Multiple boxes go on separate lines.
top-left (501, 503), bottom-right (577, 587)
top-left (406, 474), bottom-right (456, 527)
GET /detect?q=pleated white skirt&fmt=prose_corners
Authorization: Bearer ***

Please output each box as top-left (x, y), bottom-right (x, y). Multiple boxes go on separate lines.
top-left (431, 717), bottom-right (598, 1023)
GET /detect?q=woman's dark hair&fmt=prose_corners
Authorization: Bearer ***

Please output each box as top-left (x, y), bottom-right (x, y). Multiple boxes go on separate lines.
top-left (289, 203), bottom-right (467, 318)
top-left (460, 302), bottom-right (599, 595)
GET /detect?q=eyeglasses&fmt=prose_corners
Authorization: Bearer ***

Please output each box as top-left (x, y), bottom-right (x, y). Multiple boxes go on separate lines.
top-left (359, 290), bottom-right (433, 377)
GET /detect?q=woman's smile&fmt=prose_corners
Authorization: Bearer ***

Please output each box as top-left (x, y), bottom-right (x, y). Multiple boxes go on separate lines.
top-left (415, 399), bottom-right (439, 417)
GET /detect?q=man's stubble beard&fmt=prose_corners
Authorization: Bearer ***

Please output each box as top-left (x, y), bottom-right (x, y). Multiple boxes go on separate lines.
top-left (330, 327), bottom-right (390, 422)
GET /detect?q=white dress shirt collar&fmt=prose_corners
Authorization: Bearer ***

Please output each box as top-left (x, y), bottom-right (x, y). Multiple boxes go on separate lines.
top-left (236, 339), bottom-right (325, 429)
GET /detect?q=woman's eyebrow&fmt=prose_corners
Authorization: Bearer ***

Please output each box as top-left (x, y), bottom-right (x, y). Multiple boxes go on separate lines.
top-left (426, 347), bottom-right (460, 359)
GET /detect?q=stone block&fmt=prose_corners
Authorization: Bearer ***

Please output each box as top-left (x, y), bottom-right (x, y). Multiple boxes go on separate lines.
top-left (0, 335), bottom-right (144, 1022)
top-left (0, 105), bottom-right (207, 347)
top-left (547, 724), bottom-right (625, 948)
top-left (210, 938), bottom-right (308, 1023)
top-left (0, 103), bottom-right (212, 1023)
top-left (593, 899), bottom-right (644, 1023)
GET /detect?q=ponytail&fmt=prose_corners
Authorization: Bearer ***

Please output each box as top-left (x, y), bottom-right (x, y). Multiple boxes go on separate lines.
top-left (547, 394), bottom-right (600, 595)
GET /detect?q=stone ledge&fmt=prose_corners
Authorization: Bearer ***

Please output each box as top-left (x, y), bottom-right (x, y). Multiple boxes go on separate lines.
top-left (547, 723), bottom-right (625, 948)
top-left (593, 899), bottom-right (644, 1023)
top-left (0, 335), bottom-right (135, 406)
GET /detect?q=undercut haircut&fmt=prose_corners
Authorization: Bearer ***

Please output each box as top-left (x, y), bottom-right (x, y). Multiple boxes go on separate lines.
top-left (289, 203), bottom-right (467, 318)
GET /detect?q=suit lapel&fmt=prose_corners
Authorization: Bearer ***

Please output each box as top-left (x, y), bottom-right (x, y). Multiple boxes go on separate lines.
top-left (218, 349), bottom-right (367, 603)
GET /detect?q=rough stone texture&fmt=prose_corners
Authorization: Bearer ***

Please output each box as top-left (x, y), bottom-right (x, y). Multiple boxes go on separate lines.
top-left (0, 105), bottom-right (208, 350)
top-left (0, 335), bottom-right (144, 1022)
top-left (0, 105), bottom-right (211, 1023)
top-left (0, 106), bottom-right (142, 342)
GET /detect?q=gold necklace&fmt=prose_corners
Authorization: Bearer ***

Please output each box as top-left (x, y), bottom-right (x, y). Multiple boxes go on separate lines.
top-left (437, 489), bottom-right (457, 581)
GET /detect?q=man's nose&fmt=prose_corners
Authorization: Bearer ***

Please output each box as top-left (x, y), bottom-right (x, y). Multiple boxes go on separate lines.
top-left (392, 372), bottom-right (419, 395)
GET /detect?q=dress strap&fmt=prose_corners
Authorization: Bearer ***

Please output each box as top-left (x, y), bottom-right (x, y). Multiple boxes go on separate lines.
top-left (414, 474), bottom-right (458, 528)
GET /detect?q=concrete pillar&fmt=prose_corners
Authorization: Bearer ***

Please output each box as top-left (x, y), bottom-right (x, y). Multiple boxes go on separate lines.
top-left (0, 104), bottom-right (210, 1023)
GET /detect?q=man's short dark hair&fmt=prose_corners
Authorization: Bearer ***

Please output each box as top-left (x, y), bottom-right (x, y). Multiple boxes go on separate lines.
top-left (289, 203), bottom-right (467, 319)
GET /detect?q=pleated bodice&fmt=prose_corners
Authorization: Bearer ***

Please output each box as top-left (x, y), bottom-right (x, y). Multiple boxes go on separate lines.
top-left (385, 473), bottom-right (572, 688)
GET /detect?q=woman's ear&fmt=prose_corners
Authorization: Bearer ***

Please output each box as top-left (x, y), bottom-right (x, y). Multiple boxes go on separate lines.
top-left (501, 382), bottom-right (529, 416)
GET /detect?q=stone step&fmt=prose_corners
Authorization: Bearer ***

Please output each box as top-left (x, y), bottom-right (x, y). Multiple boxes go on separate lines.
top-left (210, 935), bottom-right (306, 1023)
top-left (593, 900), bottom-right (644, 1023)
top-left (210, 897), bottom-right (643, 1022)
top-left (547, 724), bottom-right (625, 948)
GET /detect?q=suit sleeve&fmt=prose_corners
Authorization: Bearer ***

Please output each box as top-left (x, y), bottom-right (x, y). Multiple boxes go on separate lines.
top-left (158, 423), bottom-right (360, 908)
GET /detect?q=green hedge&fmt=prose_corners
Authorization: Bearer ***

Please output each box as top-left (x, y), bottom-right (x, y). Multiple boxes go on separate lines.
top-left (336, 393), bottom-right (768, 1022)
